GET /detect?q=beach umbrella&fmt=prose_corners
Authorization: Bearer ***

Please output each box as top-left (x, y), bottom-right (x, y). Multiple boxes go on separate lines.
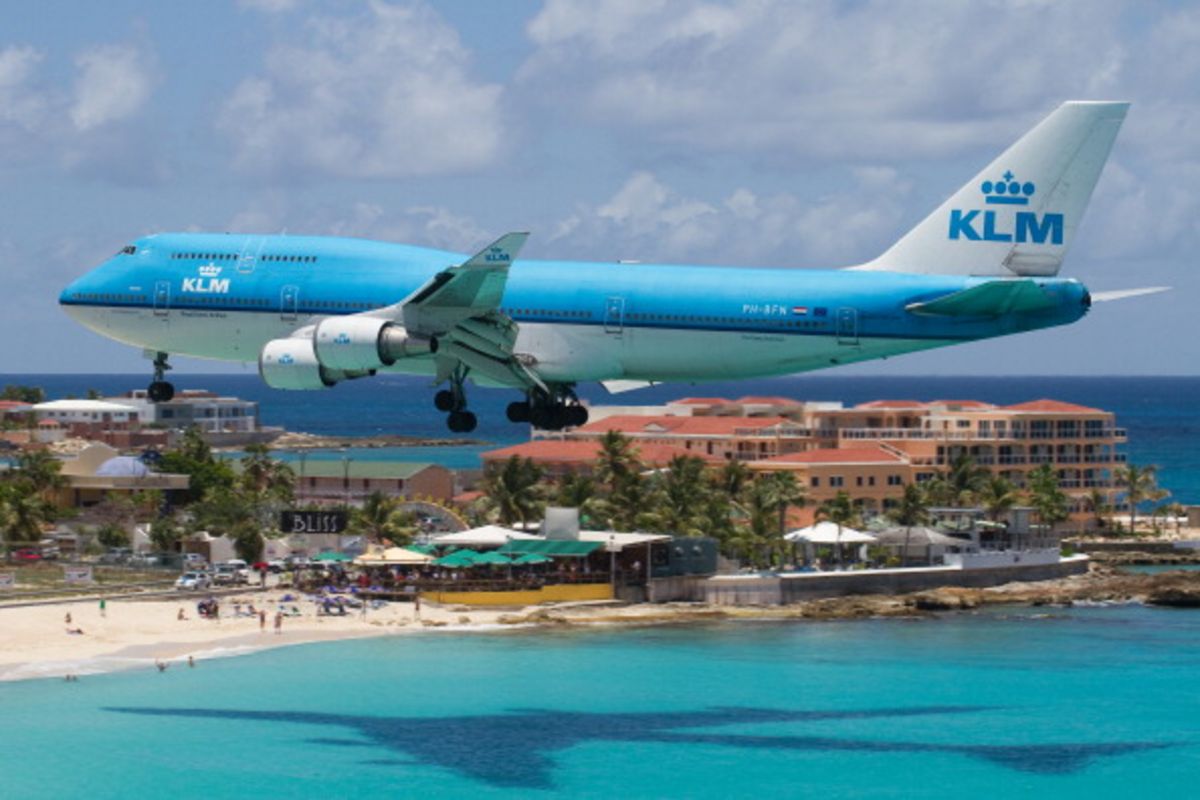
top-left (469, 551), bottom-right (513, 567)
top-left (312, 552), bottom-right (351, 562)
top-left (432, 549), bottom-right (481, 567)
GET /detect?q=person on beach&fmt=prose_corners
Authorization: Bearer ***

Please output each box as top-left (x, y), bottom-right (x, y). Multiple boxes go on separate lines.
top-left (187, 655), bottom-right (195, 668)
top-left (259, 609), bottom-right (267, 631)
top-left (99, 598), bottom-right (106, 617)
top-left (155, 659), bottom-right (168, 672)
top-left (414, 593), bottom-right (421, 619)
top-left (177, 608), bottom-right (187, 621)
top-left (66, 627), bottom-right (85, 635)
top-left (64, 612), bottom-right (72, 625)
top-left (274, 611), bottom-right (283, 635)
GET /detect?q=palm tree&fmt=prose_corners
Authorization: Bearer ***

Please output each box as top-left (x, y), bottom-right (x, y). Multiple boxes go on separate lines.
top-left (889, 483), bottom-right (929, 567)
top-left (352, 491), bottom-right (416, 545)
top-left (240, 444), bottom-right (294, 500)
top-left (1026, 464), bottom-right (1069, 540)
top-left (657, 456), bottom-right (714, 537)
top-left (13, 449), bottom-right (66, 497)
top-left (1080, 488), bottom-right (1112, 534)
top-left (977, 476), bottom-right (1019, 524)
top-left (594, 430), bottom-right (641, 491)
top-left (945, 452), bottom-right (990, 505)
top-left (556, 473), bottom-right (602, 525)
top-left (717, 460), bottom-right (750, 500)
top-left (0, 485), bottom-right (48, 547)
top-left (738, 478), bottom-right (777, 568)
top-left (816, 491), bottom-right (860, 568)
top-left (1114, 463), bottom-right (1160, 534)
top-left (479, 456), bottom-right (545, 527)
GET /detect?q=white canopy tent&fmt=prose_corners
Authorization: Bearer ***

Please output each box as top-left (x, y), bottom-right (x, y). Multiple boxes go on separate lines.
top-left (430, 526), bottom-right (542, 548)
top-left (353, 547), bottom-right (433, 566)
top-left (784, 521), bottom-right (876, 544)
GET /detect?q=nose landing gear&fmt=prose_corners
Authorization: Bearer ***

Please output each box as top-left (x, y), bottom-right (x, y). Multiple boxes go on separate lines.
top-left (147, 351), bottom-right (175, 403)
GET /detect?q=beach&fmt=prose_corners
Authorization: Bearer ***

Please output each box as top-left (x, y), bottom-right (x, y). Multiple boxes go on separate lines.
top-left (5, 564), bottom-right (1199, 683)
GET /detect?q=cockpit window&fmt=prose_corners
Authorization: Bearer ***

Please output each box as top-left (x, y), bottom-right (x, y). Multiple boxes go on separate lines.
top-left (118, 245), bottom-right (136, 255)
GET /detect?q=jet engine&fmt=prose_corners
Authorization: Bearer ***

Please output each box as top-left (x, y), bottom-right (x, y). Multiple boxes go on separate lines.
top-left (259, 337), bottom-right (343, 390)
top-left (313, 316), bottom-right (434, 372)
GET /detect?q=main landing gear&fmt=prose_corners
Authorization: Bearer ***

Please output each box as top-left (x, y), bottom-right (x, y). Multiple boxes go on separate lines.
top-left (435, 368), bottom-right (477, 433)
top-left (506, 387), bottom-right (588, 431)
top-left (147, 351), bottom-right (175, 403)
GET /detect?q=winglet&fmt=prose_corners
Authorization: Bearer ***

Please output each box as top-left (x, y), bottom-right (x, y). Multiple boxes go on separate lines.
top-left (461, 232), bottom-right (529, 270)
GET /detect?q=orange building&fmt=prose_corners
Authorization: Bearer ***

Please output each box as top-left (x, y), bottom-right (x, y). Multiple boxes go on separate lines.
top-left (482, 439), bottom-right (722, 478)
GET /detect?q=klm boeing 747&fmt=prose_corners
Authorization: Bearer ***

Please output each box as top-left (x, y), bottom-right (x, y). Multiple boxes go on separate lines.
top-left (61, 101), bottom-right (1164, 433)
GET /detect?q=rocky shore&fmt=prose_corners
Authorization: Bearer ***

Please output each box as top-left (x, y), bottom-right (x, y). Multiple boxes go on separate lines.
top-left (491, 564), bottom-right (1200, 626)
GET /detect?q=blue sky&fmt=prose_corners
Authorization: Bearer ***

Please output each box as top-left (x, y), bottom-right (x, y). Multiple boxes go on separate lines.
top-left (1, 0), bottom-right (1195, 375)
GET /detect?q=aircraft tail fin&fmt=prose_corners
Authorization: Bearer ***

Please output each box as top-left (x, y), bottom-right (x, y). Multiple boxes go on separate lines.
top-left (856, 101), bottom-right (1129, 277)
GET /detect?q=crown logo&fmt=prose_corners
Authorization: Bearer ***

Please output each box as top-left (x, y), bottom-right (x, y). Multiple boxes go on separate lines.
top-left (199, 264), bottom-right (222, 278)
top-left (981, 171), bottom-right (1035, 206)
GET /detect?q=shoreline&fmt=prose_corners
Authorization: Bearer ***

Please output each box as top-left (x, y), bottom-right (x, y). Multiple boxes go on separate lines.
top-left (3, 566), bottom-right (1197, 684)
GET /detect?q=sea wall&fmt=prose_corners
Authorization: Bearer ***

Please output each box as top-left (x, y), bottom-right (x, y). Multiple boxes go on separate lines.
top-left (429, 583), bottom-right (613, 606)
top-left (703, 556), bottom-right (1090, 606)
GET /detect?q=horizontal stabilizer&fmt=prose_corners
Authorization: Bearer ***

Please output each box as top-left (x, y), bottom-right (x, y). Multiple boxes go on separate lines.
top-left (906, 280), bottom-right (1057, 317)
top-left (601, 380), bottom-right (656, 394)
top-left (1090, 286), bottom-right (1171, 303)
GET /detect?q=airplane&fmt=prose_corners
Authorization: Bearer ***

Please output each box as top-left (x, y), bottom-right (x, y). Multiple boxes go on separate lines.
top-left (61, 101), bottom-right (1165, 434)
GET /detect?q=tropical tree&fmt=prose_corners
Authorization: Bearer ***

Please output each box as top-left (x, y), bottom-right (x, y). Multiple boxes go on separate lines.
top-left (1114, 463), bottom-right (1160, 534)
top-left (13, 449), bottom-right (66, 497)
top-left (816, 491), bottom-right (860, 568)
top-left (594, 430), bottom-right (641, 492)
top-left (716, 460), bottom-right (751, 500)
top-left (1080, 488), bottom-right (1112, 534)
top-left (158, 426), bottom-right (236, 502)
top-left (656, 456), bottom-right (716, 537)
top-left (479, 456), bottom-right (545, 527)
top-left (1026, 464), bottom-right (1069, 537)
top-left (977, 476), bottom-right (1019, 524)
top-left (944, 452), bottom-right (990, 505)
top-left (240, 444), bottom-right (294, 500)
top-left (0, 484), bottom-right (50, 546)
top-left (738, 477), bottom-right (778, 568)
top-left (555, 473), bottom-right (602, 525)
top-left (889, 483), bottom-right (930, 566)
top-left (351, 491), bottom-right (416, 545)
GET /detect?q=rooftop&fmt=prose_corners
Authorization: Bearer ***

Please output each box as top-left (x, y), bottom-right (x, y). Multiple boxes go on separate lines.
top-left (1002, 399), bottom-right (1105, 414)
top-left (754, 446), bottom-right (907, 466)
top-left (33, 399), bottom-right (139, 413)
top-left (577, 414), bottom-right (792, 437)
top-left (288, 461), bottom-right (443, 480)
top-left (483, 440), bottom-right (722, 465)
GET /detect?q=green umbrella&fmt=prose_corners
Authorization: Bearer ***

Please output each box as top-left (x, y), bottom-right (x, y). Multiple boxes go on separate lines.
top-left (470, 551), bottom-right (513, 566)
top-left (513, 553), bottom-right (552, 565)
top-left (312, 552), bottom-right (351, 562)
top-left (432, 549), bottom-right (480, 567)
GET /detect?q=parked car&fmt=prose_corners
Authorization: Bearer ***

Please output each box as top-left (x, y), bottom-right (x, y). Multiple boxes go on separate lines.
top-left (98, 548), bottom-right (132, 565)
top-left (174, 571), bottom-right (211, 591)
top-left (12, 548), bottom-right (42, 562)
top-left (182, 553), bottom-right (208, 570)
top-left (212, 563), bottom-right (249, 586)
top-left (129, 552), bottom-right (161, 567)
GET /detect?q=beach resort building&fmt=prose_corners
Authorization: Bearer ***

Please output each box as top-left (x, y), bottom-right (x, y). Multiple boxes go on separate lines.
top-left (51, 443), bottom-right (189, 509)
top-left (112, 389), bottom-right (261, 434)
top-left (292, 461), bottom-right (454, 505)
top-left (519, 395), bottom-right (1128, 531)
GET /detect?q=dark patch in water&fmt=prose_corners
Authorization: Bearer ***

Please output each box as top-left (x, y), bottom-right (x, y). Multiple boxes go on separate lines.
top-left (104, 705), bottom-right (1165, 789)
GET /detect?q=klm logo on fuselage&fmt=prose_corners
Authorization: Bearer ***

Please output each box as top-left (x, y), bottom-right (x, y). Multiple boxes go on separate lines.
top-left (948, 171), bottom-right (1063, 245)
top-left (182, 263), bottom-right (230, 294)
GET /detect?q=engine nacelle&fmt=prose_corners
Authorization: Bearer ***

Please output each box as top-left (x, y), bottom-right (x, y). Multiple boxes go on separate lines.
top-left (313, 316), bottom-right (433, 372)
top-left (259, 337), bottom-right (340, 391)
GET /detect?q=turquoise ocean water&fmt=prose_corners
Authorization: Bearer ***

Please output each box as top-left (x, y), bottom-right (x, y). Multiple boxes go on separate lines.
top-left (3, 605), bottom-right (1198, 798)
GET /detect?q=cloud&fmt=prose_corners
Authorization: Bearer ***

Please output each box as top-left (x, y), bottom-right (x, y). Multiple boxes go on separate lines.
top-left (70, 44), bottom-right (155, 132)
top-left (219, 0), bottom-right (505, 179)
top-left (548, 167), bottom-right (910, 266)
top-left (521, 0), bottom-right (1132, 160)
top-left (0, 45), bottom-right (47, 131)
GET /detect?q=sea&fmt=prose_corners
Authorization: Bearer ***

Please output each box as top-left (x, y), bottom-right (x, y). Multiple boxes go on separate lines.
top-left (11, 373), bottom-right (1200, 501)
top-left (3, 374), bottom-right (1199, 796)
top-left (2, 605), bottom-right (1199, 798)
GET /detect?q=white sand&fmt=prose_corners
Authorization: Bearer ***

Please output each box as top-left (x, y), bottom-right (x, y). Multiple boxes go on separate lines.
top-left (0, 592), bottom-right (513, 682)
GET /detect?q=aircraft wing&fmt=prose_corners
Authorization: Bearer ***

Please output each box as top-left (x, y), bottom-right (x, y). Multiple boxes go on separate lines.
top-left (370, 232), bottom-right (544, 391)
top-left (905, 279), bottom-right (1058, 317)
top-left (396, 232), bottom-right (529, 335)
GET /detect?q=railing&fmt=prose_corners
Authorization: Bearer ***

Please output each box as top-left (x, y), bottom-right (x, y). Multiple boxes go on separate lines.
top-left (838, 428), bottom-right (1127, 442)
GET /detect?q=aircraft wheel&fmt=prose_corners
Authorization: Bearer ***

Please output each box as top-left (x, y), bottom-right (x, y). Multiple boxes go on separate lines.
top-left (447, 411), bottom-right (477, 433)
top-left (434, 389), bottom-right (455, 412)
top-left (565, 405), bottom-right (589, 427)
top-left (506, 401), bottom-right (531, 423)
top-left (148, 381), bottom-right (175, 403)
